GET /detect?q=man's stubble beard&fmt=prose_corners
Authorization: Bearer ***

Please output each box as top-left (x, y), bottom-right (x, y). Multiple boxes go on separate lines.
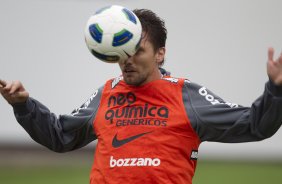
top-left (124, 73), bottom-right (147, 86)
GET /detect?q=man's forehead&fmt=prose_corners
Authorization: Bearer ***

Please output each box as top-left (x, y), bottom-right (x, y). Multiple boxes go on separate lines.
top-left (139, 33), bottom-right (152, 48)
top-left (141, 31), bottom-right (151, 41)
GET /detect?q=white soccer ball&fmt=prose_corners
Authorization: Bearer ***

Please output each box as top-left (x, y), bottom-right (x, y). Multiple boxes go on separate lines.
top-left (84, 5), bottom-right (142, 63)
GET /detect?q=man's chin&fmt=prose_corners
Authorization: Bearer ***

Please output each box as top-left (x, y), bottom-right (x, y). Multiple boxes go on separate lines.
top-left (124, 77), bottom-right (143, 86)
top-left (124, 78), bottom-right (136, 85)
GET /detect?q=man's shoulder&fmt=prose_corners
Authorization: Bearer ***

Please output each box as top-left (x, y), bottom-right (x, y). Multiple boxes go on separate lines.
top-left (107, 75), bottom-right (124, 89)
top-left (162, 76), bottom-right (190, 84)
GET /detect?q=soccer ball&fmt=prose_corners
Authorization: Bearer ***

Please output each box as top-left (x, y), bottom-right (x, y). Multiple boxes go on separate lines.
top-left (84, 5), bottom-right (142, 63)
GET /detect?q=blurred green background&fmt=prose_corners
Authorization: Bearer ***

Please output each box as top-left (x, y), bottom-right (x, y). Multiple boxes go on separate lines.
top-left (1, 144), bottom-right (281, 184)
top-left (1, 162), bottom-right (282, 184)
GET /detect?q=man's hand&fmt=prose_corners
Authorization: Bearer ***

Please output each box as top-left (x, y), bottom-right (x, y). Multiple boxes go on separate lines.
top-left (267, 47), bottom-right (282, 86)
top-left (0, 79), bottom-right (29, 105)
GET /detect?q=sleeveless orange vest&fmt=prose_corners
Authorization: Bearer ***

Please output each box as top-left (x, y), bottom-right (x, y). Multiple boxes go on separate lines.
top-left (90, 77), bottom-right (200, 184)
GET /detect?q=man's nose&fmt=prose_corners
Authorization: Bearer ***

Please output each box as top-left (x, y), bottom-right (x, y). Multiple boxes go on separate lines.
top-left (123, 55), bottom-right (133, 64)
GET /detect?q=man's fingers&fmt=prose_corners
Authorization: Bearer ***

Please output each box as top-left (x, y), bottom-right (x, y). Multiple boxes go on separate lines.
top-left (9, 82), bottom-right (18, 94)
top-left (0, 79), bottom-right (7, 88)
top-left (0, 80), bottom-right (29, 104)
top-left (268, 47), bottom-right (274, 61)
top-left (278, 50), bottom-right (282, 64)
top-left (0, 81), bottom-right (24, 95)
top-left (9, 81), bottom-right (23, 95)
top-left (4, 82), bottom-right (12, 91)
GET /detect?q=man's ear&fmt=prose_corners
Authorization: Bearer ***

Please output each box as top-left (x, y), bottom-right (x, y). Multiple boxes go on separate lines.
top-left (156, 47), bottom-right (166, 64)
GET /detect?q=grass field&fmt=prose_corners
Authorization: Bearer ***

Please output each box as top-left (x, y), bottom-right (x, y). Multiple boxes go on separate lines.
top-left (0, 161), bottom-right (281, 184)
top-left (0, 165), bottom-right (90, 184)
top-left (193, 161), bottom-right (282, 184)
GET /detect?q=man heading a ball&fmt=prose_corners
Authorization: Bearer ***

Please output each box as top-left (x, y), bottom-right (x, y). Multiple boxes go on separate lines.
top-left (1, 8), bottom-right (282, 184)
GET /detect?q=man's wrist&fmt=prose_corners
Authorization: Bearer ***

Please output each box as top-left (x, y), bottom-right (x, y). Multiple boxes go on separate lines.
top-left (12, 98), bottom-right (34, 116)
top-left (267, 80), bottom-right (282, 97)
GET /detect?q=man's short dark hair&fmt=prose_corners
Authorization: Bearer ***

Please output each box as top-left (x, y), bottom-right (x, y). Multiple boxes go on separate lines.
top-left (133, 9), bottom-right (167, 66)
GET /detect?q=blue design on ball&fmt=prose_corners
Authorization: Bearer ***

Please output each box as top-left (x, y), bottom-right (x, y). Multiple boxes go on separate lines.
top-left (91, 49), bottom-right (120, 62)
top-left (112, 29), bottom-right (133, 47)
top-left (89, 24), bottom-right (103, 43)
top-left (122, 8), bottom-right (137, 24)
